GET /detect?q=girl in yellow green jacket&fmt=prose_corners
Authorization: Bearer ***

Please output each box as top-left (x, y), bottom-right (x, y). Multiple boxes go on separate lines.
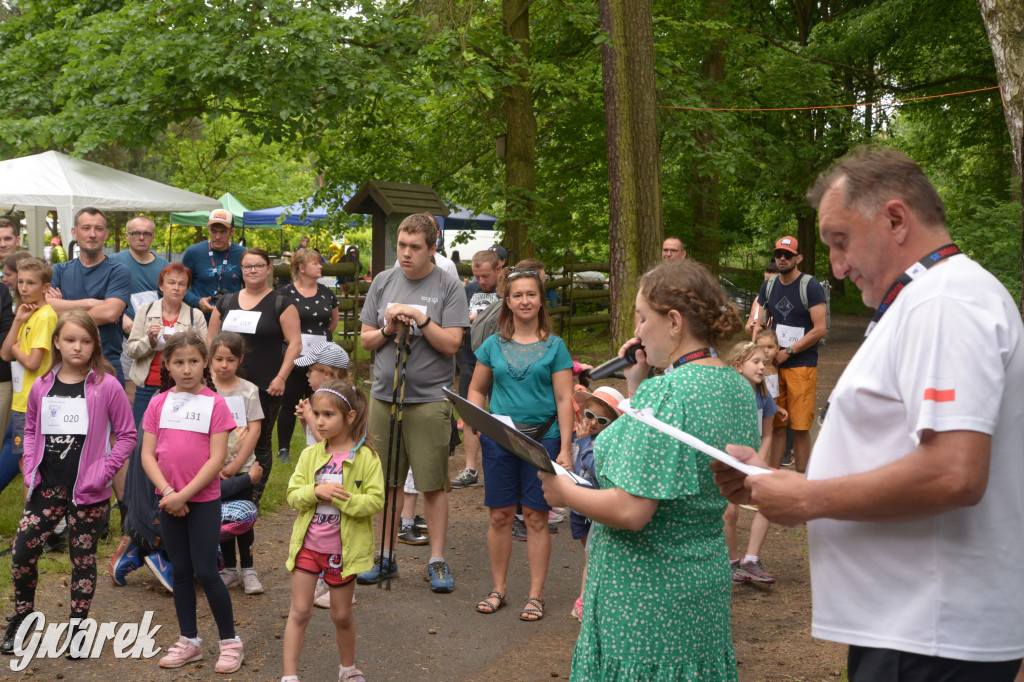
top-left (282, 381), bottom-right (384, 682)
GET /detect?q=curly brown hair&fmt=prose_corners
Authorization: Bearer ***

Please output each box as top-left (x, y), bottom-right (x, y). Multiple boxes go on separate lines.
top-left (638, 261), bottom-right (742, 347)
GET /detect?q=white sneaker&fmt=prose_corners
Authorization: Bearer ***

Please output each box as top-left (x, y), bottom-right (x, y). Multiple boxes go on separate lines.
top-left (241, 568), bottom-right (264, 594)
top-left (220, 568), bottom-right (239, 588)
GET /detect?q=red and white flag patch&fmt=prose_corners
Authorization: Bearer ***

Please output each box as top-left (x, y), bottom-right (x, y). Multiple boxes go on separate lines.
top-left (923, 388), bottom-right (956, 403)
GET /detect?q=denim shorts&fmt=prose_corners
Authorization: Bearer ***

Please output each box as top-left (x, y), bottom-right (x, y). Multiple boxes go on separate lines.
top-left (480, 434), bottom-right (559, 511)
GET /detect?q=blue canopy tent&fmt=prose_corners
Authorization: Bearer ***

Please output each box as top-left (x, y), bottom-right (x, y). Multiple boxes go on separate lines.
top-left (436, 206), bottom-right (498, 230)
top-left (242, 199), bottom-right (330, 227)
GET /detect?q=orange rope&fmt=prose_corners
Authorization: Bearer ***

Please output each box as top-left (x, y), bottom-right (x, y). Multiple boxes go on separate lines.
top-left (661, 85), bottom-right (1004, 112)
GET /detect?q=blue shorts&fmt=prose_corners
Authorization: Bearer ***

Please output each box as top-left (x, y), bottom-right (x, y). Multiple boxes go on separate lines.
top-left (480, 435), bottom-right (559, 511)
top-left (570, 510), bottom-right (591, 540)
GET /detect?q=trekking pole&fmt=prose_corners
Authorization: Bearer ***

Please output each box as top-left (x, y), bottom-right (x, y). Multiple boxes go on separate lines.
top-left (384, 327), bottom-right (412, 590)
top-left (379, 325), bottom-right (410, 590)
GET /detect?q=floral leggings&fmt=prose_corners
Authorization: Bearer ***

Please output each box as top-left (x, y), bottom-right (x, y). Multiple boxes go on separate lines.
top-left (11, 485), bottom-right (109, 618)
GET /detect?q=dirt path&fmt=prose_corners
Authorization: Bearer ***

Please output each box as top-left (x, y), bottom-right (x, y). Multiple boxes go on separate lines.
top-left (4, 314), bottom-right (869, 681)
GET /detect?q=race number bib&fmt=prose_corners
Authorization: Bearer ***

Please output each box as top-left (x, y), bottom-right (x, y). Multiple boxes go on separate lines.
top-left (40, 396), bottom-right (89, 435)
top-left (159, 392), bottom-right (214, 433)
top-left (775, 324), bottom-right (805, 349)
top-left (222, 310), bottom-right (261, 334)
top-left (765, 373), bottom-right (779, 398)
top-left (223, 395), bottom-right (247, 429)
top-left (301, 333), bottom-right (327, 354)
top-left (314, 472), bottom-right (344, 523)
top-left (130, 290), bottom-right (159, 314)
top-left (10, 361), bottom-right (24, 393)
top-left (385, 302), bottom-right (428, 335)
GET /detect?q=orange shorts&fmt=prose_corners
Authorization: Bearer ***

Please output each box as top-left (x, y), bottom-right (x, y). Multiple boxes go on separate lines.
top-left (773, 366), bottom-right (817, 431)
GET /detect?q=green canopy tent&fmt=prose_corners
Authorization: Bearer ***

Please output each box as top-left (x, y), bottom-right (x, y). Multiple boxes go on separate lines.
top-left (169, 192), bottom-right (248, 227)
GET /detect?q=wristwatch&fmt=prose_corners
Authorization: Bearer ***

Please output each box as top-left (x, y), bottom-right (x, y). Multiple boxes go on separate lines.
top-left (785, 347), bottom-right (794, 356)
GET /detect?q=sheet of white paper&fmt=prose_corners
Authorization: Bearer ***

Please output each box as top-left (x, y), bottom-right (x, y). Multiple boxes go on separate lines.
top-left (493, 414), bottom-right (515, 429)
top-left (618, 399), bottom-right (771, 476)
top-left (775, 323), bottom-right (804, 348)
top-left (552, 461), bottom-right (596, 488)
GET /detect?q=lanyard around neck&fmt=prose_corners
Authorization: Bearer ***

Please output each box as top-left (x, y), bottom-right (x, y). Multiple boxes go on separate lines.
top-left (864, 244), bottom-right (960, 337)
top-left (665, 347), bottom-right (713, 373)
top-left (208, 242), bottom-right (228, 287)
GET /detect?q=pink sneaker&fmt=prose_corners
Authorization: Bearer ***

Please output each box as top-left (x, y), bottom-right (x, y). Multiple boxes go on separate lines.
top-left (158, 637), bottom-right (203, 668)
top-left (216, 639), bottom-right (244, 674)
top-left (340, 668), bottom-right (366, 682)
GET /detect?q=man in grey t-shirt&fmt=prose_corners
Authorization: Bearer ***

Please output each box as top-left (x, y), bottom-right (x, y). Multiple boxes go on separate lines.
top-left (358, 214), bottom-right (469, 593)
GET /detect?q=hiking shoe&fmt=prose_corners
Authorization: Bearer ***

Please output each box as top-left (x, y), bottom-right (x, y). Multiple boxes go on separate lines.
top-left (1, 611), bottom-right (33, 655)
top-left (737, 559), bottom-right (776, 584)
top-left (428, 560), bottom-right (454, 593)
top-left (215, 638), bottom-right (244, 673)
top-left (241, 568), bottom-right (264, 594)
top-left (413, 515), bottom-right (428, 534)
top-left (145, 550), bottom-right (174, 593)
top-left (450, 468), bottom-right (479, 488)
top-left (109, 536), bottom-right (141, 586)
top-left (398, 526), bottom-right (428, 545)
top-left (548, 520), bottom-right (559, 534)
top-left (277, 447), bottom-right (290, 464)
top-left (158, 636), bottom-right (203, 668)
top-left (512, 517), bottom-right (527, 542)
top-left (356, 555), bottom-right (398, 584)
top-left (781, 451), bottom-right (794, 467)
top-left (731, 563), bottom-right (751, 584)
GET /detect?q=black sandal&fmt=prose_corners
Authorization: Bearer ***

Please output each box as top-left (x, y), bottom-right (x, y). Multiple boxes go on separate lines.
top-left (519, 596), bottom-right (544, 621)
top-left (476, 590), bottom-right (506, 614)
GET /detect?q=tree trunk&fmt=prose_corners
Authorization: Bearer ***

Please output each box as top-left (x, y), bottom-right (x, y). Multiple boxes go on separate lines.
top-left (976, 0), bottom-right (1024, 315)
top-left (688, 0), bottom-right (728, 273)
top-left (977, 0), bottom-right (1024, 173)
top-left (502, 0), bottom-right (537, 261)
top-left (599, 0), bottom-right (663, 348)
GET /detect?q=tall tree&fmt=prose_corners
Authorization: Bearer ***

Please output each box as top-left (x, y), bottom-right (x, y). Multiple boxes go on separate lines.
top-left (598, 0), bottom-right (663, 346)
top-left (976, 0), bottom-right (1024, 312)
top-left (502, 0), bottom-right (538, 260)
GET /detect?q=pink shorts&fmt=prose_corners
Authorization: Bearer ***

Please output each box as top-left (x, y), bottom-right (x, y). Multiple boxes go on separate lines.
top-left (294, 546), bottom-right (355, 587)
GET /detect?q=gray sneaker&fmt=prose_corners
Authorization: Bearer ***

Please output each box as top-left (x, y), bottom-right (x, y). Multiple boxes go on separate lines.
top-left (397, 526), bottom-right (428, 545)
top-left (737, 559), bottom-right (776, 584)
top-left (451, 468), bottom-right (479, 488)
top-left (512, 517), bottom-right (527, 542)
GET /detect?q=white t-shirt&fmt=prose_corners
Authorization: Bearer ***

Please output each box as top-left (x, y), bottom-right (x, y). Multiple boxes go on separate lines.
top-left (807, 255), bottom-right (1024, 661)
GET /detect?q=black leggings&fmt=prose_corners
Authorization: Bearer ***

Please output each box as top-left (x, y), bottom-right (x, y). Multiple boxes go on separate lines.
top-left (12, 486), bottom-right (109, 618)
top-left (221, 528), bottom-right (254, 570)
top-left (160, 499), bottom-right (235, 640)
top-left (276, 366), bottom-right (310, 453)
top-left (253, 389), bottom-right (284, 507)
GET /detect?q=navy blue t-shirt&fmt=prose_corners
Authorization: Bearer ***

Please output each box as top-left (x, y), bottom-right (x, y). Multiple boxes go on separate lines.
top-left (756, 273), bottom-right (826, 368)
top-left (51, 258), bottom-right (131, 369)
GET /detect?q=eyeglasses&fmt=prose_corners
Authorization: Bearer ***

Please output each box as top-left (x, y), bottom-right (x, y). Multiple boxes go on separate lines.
top-left (773, 250), bottom-right (795, 260)
top-left (583, 409), bottom-right (611, 426)
top-left (241, 264), bottom-right (267, 272)
top-left (662, 248), bottom-right (681, 254)
top-left (507, 269), bottom-right (538, 281)
top-left (127, 230), bottom-right (155, 238)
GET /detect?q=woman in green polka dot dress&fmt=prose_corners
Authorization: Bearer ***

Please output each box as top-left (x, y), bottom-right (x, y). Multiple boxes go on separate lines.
top-left (541, 261), bottom-right (759, 680)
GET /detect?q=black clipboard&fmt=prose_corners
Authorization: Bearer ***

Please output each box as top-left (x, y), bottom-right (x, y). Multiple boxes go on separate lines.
top-left (444, 388), bottom-right (557, 473)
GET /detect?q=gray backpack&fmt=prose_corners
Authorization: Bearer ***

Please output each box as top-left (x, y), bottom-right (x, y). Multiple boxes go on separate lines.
top-left (470, 299), bottom-right (502, 352)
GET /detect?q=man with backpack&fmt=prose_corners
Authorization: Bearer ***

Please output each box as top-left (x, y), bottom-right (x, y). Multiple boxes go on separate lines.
top-left (753, 236), bottom-right (827, 473)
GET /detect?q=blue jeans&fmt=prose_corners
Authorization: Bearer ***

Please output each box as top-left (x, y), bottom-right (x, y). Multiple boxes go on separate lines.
top-left (132, 384), bottom-right (159, 428)
top-left (0, 423), bottom-right (17, 495)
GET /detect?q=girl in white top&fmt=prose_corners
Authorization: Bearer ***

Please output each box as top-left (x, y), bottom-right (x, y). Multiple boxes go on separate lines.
top-left (209, 330), bottom-right (266, 595)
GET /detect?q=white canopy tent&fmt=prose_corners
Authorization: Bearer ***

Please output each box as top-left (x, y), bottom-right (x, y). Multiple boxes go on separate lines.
top-left (0, 151), bottom-right (221, 255)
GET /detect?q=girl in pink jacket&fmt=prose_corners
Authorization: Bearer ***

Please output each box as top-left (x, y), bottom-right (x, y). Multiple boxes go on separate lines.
top-left (1, 310), bottom-right (136, 657)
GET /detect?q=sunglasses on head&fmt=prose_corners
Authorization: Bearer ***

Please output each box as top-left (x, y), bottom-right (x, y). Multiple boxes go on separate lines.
top-left (583, 409), bottom-right (611, 426)
top-left (773, 250), bottom-right (795, 260)
top-left (507, 269), bottom-right (539, 281)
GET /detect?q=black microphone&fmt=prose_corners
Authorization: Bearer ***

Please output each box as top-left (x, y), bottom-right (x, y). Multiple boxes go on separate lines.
top-left (581, 344), bottom-right (645, 383)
